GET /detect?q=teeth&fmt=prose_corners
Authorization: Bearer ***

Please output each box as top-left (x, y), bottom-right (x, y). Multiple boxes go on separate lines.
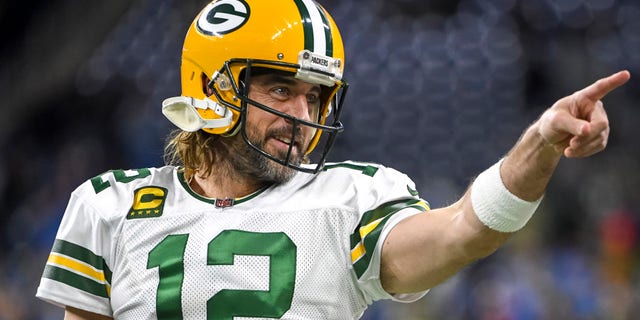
top-left (278, 137), bottom-right (292, 144)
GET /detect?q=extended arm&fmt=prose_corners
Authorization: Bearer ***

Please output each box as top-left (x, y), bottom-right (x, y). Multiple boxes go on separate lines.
top-left (380, 70), bottom-right (630, 294)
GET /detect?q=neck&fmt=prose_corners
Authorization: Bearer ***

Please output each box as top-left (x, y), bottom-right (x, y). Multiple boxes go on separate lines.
top-left (188, 167), bottom-right (267, 200)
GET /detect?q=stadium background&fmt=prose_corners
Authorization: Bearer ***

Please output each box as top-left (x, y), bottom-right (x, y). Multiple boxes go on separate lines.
top-left (1, 0), bottom-right (639, 318)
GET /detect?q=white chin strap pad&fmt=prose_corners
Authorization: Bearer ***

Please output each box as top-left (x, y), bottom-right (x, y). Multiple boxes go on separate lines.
top-left (162, 96), bottom-right (233, 132)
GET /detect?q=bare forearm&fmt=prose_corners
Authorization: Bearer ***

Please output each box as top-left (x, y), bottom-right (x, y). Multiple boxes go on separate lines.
top-left (501, 122), bottom-right (563, 201)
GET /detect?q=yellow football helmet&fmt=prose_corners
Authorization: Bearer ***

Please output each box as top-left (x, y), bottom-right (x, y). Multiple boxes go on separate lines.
top-left (162, 0), bottom-right (348, 173)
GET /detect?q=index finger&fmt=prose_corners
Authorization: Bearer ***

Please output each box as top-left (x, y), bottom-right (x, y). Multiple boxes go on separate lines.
top-left (579, 70), bottom-right (631, 102)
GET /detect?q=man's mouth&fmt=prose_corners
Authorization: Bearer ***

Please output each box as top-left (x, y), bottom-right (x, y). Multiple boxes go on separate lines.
top-left (271, 135), bottom-right (300, 153)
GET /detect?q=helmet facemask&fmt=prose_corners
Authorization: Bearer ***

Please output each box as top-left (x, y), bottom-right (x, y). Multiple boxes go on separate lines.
top-left (208, 59), bottom-right (348, 174)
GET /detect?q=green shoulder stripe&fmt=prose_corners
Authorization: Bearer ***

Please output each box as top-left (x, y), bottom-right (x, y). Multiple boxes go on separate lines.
top-left (323, 163), bottom-right (379, 177)
top-left (51, 239), bottom-right (112, 283)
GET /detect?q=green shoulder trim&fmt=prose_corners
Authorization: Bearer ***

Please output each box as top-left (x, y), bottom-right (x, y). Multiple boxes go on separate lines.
top-left (323, 163), bottom-right (379, 177)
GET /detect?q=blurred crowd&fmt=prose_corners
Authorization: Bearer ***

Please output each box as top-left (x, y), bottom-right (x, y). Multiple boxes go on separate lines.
top-left (1, 0), bottom-right (639, 319)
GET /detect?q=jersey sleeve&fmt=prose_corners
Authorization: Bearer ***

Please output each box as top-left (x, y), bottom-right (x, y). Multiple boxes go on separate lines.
top-left (347, 164), bottom-right (431, 303)
top-left (36, 181), bottom-right (115, 317)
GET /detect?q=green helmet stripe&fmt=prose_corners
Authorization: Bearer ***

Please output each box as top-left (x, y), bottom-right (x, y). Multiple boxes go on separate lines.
top-left (293, 0), bottom-right (332, 56)
top-left (315, 4), bottom-right (333, 57)
top-left (293, 0), bottom-right (314, 51)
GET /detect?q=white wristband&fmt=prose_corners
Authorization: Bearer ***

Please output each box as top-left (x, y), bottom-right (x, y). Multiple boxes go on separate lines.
top-left (470, 159), bottom-right (543, 233)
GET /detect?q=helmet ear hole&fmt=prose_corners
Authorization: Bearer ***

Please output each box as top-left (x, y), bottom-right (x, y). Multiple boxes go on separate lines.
top-left (201, 73), bottom-right (214, 96)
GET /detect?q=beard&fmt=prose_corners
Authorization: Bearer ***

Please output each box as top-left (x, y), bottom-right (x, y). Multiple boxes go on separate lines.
top-left (224, 124), bottom-right (306, 185)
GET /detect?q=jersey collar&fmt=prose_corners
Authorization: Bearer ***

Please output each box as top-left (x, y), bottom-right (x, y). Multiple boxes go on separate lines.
top-left (176, 169), bottom-right (271, 207)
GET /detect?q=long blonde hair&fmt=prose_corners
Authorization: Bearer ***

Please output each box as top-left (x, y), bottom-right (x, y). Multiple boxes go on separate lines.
top-left (164, 129), bottom-right (221, 182)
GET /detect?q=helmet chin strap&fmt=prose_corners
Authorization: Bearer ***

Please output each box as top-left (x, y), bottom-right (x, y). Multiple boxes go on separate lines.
top-left (162, 96), bottom-right (233, 132)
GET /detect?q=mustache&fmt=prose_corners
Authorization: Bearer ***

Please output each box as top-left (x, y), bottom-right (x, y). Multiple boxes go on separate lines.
top-left (266, 125), bottom-right (305, 150)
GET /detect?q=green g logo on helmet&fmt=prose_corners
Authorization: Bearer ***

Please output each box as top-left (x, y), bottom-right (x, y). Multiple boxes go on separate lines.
top-left (197, 0), bottom-right (250, 36)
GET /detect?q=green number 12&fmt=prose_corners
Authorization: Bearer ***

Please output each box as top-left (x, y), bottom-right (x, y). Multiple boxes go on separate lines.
top-left (147, 230), bottom-right (297, 319)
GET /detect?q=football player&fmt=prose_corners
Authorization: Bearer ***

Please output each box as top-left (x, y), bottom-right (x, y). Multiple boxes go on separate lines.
top-left (36, 0), bottom-right (629, 319)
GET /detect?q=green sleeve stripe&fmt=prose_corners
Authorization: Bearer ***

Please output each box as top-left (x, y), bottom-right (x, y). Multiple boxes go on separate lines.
top-left (43, 265), bottom-right (110, 298)
top-left (352, 215), bottom-right (393, 278)
top-left (350, 200), bottom-right (427, 248)
top-left (103, 263), bottom-right (112, 285)
top-left (52, 239), bottom-right (112, 283)
top-left (350, 200), bottom-right (429, 279)
top-left (360, 199), bottom-right (424, 231)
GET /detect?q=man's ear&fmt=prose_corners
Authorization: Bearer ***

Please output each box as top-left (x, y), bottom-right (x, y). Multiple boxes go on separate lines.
top-left (201, 73), bottom-right (214, 96)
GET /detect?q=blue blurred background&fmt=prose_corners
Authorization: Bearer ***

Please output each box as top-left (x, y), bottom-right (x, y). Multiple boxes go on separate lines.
top-left (1, 0), bottom-right (639, 318)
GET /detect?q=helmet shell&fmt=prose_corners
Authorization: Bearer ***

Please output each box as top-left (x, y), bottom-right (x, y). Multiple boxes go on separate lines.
top-left (180, 0), bottom-right (345, 136)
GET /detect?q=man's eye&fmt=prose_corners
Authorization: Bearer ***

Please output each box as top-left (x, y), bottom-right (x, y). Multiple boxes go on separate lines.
top-left (272, 87), bottom-right (289, 96)
top-left (307, 94), bottom-right (320, 104)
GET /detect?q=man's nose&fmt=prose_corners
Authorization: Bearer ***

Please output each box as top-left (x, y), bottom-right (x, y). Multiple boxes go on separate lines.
top-left (284, 94), bottom-right (312, 122)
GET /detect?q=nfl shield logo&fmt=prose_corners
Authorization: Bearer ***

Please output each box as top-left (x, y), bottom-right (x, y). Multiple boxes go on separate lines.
top-left (215, 198), bottom-right (234, 208)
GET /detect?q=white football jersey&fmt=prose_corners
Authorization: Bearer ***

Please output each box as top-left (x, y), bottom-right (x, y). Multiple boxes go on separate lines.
top-left (36, 161), bottom-right (430, 319)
